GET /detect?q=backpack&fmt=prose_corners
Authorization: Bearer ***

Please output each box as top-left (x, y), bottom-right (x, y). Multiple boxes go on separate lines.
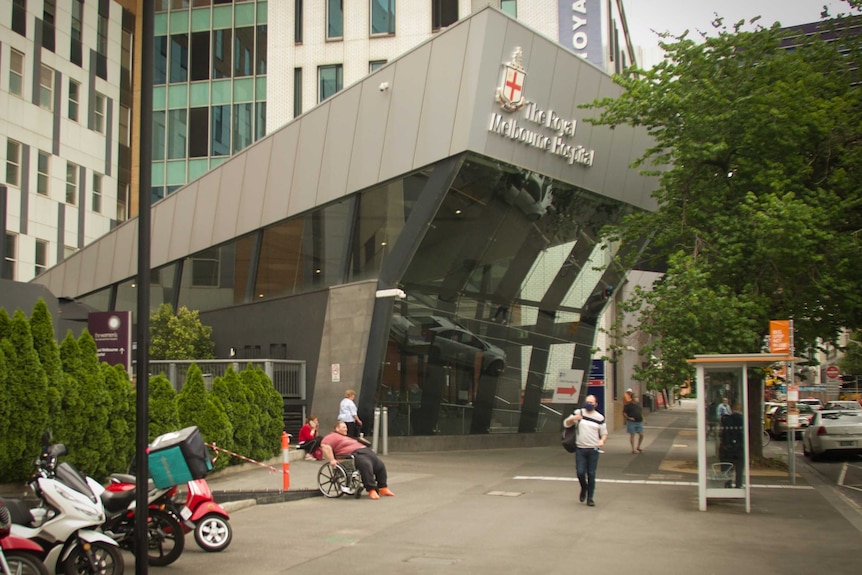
top-left (561, 411), bottom-right (579, 453)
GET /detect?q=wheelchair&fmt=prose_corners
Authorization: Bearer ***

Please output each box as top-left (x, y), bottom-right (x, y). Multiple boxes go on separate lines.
top-left (317, 455), bottom-right (363, 499)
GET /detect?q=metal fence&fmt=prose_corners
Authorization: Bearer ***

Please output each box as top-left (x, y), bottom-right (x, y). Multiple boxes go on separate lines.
top-left (146, 359), bottom-right (306, 399)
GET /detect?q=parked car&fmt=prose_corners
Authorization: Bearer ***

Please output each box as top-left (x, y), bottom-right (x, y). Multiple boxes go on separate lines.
top-left (798, 398), bottom-right (823, 410)
top-left (428, 326), bottom-right (507, 376)
top-left (823, 400), bottom-right (862, 411)
top-left (803, 409), bottom-right (862, 460)
top-left (763, 402), bottom-right (784, 434)
top-left (770, 404), bottom-right (815, 439)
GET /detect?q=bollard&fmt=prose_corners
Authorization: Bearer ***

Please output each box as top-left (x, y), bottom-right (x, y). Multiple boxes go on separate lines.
top-left (382, 406), bottom-right (388, 455)
top-left (281, 431), bottom-right (291, 491)
top-left (372, 407), bottom-right (381, 452)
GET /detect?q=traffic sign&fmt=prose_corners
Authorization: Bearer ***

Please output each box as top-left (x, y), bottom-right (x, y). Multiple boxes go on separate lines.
top-left (826, 365), bottom-right (840, 381)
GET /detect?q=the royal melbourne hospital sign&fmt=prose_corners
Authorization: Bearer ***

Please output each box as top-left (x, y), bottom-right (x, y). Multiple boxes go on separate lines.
top-left (488, 47), bottom-right (596, 168)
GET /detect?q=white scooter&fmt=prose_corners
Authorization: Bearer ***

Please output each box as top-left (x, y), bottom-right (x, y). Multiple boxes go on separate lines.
top-left (9, 442), bottom-right (124, 575)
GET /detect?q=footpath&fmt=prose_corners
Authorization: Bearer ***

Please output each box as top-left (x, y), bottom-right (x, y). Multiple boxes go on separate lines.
top-left (169, 399), bottom-right (862, 575)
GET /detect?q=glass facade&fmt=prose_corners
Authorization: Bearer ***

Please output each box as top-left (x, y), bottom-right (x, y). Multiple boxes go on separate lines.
top-left (76, 154), bottom-right (639, 438)
top-left (152, 1), bottom-right (268, 200)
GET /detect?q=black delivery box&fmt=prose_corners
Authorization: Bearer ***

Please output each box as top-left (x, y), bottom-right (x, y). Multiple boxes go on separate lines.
top-left (148, 426), bottom-right (212, 488)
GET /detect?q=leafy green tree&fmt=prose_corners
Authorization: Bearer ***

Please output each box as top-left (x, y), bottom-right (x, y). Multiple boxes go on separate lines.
top-left (148, 373), bottom-right (180, 441)
top-left (30, 300), bottom-right (63, 424)
top-left (150, 304), bottom-right (216, 360)
top-left (255, 366), bottom-right (285, 459)
top-left (58, 330), bottom-right (112, 479)
top-left (102, 363), bottom-right (135, 473)
top-left (212, 366), bottom-right (253, 461)
top-left (177, 363), bottom-right (232, 471)
top-left (588, 13), bottom-right (862, 456)
top-left (0, 311), bottom-right (49, 481)
top-left (242, 365), bottom-right (275, 461)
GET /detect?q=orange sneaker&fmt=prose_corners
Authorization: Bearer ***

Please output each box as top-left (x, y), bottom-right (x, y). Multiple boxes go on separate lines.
top-left (368, 489), bottom-right (380, 500)
top-left (378, 487), bottom-right (395, 497)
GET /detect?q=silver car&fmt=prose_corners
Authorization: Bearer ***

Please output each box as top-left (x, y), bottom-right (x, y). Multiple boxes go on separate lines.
top-left (803, 410), bottom-right (862, 460)
top-left (770, 404), bottom-right (815, 439)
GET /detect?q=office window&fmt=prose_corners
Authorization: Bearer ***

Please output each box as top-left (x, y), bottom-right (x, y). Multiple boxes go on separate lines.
top-left (96, 0), bottom-right (109, 79)
top-left (294, 68), bottom-right (302, 117)
top-left (11, 0), bottom-right (26, 36)
top-left (371, 0), bottom-right (395, 35)
top-left (43, 0), bottom-right (56, 52)
top-left (3, 233), bottom-right (16, 280)
top-left (212, 29), bottom-right (232, 79)
top-left (256, 25), bottom-right (267, 75)
top-left (318, 65), bottom-right (342, 103)
top-left (9, 49), bottom-right (24, 97)
top-left (155, 36), bottom-right (168, 84)
top-left (119, 104), bottom-right (130, 146)
top-left (39, 65), bottom-right (55, 111)
top-left (327, 0), bottom-right (343, 40)
top-left (255, 102), bottom-right (266, 141)
top-left (370, 60), bottom-right (387, 72)
top-left (233, 103), bottom-right (252, 154)
top-left (6, 140), bottom-right (22, 187)
top-left (117, 183), bottom-right (129, 221)
top-left (94, 93), bottom-right (106, 133)
top-left (189, 108), bottom-right (209, 157)
top-left (35, 239), bottom-right (48, 276)
top-left (37, 151), bottom-right (50, 196)
top-left (66, 162), bottom-right (78, 205)
top-left (234, 27), bottom-right (255, 77)
top-left (167, 109), bottom-right (188, 159)
top-left (295, 0), bottom-right (303, 43)
top-left (501, 0), bottom-right (517, 18)
top-left (211, 105), bottom-right (231, 156)
top-left (190, 31), bottom-right (210, 81)
top-left (71, 0), bottom-right (83, 66)
top-left (171, 34), bottom-right (189, 83)
top-left (93, 173), bottom-right (103, 213)
top-left (68, 80), bottom-right (80, 121)
top-left (153, 111), bottom-right (166, 160)
top-left (432, 0), bottom-right (458, 31)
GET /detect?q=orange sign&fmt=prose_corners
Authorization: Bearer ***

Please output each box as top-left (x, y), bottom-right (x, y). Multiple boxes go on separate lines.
top-left (769, 320), bottom-right (790, 354)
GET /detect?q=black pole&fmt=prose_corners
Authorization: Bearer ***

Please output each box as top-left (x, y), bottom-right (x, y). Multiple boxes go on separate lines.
top-left (135, 1), bottom-right (154, 573)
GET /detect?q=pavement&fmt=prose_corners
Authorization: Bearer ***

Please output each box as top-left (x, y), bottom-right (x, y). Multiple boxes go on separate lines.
top-left (6, 400), bottom-right (862, 574)
top-left (157, 399), bottom-right (862, 575)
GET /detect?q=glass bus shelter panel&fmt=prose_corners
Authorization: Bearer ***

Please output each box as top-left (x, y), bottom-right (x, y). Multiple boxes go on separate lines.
top-left (704, 367), bottom-right (747, 493)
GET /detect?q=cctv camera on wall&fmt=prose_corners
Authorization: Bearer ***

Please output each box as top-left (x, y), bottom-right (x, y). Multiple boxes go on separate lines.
top-left (379, 82), bottom-right (390, 92)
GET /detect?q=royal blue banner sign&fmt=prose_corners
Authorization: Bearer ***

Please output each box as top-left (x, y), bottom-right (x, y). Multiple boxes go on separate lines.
top-left (558, 0), bottom-right (603, 69)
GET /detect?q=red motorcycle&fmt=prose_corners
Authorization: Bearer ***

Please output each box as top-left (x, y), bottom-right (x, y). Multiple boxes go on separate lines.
top-left (0, 498), bottom-right (49, 575)
top-left (107, 475), bottom-right (232, 553)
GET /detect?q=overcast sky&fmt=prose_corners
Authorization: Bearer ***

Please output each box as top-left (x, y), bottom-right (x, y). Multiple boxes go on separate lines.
top-left (622, 0), bottom-right (854, 68)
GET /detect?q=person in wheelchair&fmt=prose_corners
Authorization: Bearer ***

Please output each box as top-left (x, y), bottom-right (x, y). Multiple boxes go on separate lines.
top-left (320, 421), bottom-right (395, 500)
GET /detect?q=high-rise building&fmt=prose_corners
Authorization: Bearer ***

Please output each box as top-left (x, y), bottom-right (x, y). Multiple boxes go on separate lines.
top-left (1, 0), bottom-right (135, 283)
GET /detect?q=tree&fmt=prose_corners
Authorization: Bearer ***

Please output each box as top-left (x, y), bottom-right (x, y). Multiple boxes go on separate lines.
top-left (150, 303), bottom-right (216, 360)
top-left (177, 363), bottom-right (232, 471)
top-left (148, 373), bottom-right (180, 441)
top-left (212, 366), bottom-right (253, 460)
top-left (0, 311), bottom-right (49, 481)
top-left (591, 14), bottom-right (862, 372)
top-left (588, 13), bottom-right (862, 456)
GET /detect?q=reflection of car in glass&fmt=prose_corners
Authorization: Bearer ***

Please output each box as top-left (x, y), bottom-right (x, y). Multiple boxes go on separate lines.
top-left (770, 404), bottom-right (815, 439)
top-left (428, 327), bottom-right (506, 376)
top-left (824, 400), bottom-right (862, 411)
top-left (803, 410), bottom-right (862, 459)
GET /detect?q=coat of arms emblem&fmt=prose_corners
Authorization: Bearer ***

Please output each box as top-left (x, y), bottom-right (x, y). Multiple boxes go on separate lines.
top-left (496, 47), bottom-right (527, 112)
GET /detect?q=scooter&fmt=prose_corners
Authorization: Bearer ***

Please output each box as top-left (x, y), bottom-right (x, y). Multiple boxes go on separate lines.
top-left (0, 498), bottom-right (49, 575)
top-left (106, 475), bottom-right (232, 553)
top-left (9, 442), bottom-right (124, 575)
top-left (99, 477), bottom-right (185, 566)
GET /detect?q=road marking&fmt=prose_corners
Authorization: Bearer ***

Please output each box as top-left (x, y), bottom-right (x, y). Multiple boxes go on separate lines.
top-left (513, 475), bottom-right (814, 490)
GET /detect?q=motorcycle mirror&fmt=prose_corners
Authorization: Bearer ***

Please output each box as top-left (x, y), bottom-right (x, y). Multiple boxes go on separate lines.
top-left (41, 428), bottom-right (52, 446)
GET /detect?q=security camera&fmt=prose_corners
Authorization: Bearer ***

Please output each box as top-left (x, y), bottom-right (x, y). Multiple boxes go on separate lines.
top-left (379, 82), bottom-right (389, 92)
top-left (376, 288), bottom-right (406, 299)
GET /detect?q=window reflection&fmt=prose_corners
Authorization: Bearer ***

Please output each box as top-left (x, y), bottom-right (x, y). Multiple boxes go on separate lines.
top-left (178, 234), bottom-right (256, 311)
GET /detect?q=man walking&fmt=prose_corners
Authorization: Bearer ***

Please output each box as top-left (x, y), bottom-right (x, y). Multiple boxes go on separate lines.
top-left (563, 395), bottom-right (608, 507)
top-left (623, 391), bottom-right (645, 453)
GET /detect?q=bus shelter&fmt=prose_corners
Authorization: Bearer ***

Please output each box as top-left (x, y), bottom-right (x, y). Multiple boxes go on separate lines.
top-left (688, 354), bottom-right (796, 512)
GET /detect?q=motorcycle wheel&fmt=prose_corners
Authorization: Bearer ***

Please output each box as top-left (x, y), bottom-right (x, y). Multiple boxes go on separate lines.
top-left (62, 542), bottom-right (124, 575)
top-left (4, 551), bottom-right (50, 575)
top-left (194, 514), bottom-right (233, 552)
top-left (144, 509), bottom-right (185, 566)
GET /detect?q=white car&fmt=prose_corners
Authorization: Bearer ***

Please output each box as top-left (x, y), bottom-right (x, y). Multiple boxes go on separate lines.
top-left (803, 410), bottom-right (862, 460)
top-left (823, 400), bottom-right (862, 411)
